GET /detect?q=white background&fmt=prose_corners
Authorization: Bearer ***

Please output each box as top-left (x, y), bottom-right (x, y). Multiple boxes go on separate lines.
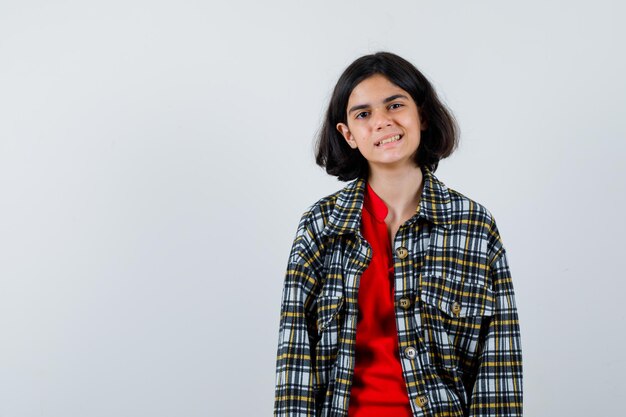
top-left (1, 1), bottom-right (625, 416)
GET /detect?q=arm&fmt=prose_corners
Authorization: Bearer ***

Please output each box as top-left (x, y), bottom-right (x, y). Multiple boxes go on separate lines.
top-left (273, 212), bottom-right (322, 417)
top-left (468, 219), bottom-right (523, 416)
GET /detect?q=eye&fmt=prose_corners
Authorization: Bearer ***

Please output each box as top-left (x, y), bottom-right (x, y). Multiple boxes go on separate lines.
top-left (355, 111), bottom-right (369, 119)
top-left (390, 103), bottom-right (403, 109)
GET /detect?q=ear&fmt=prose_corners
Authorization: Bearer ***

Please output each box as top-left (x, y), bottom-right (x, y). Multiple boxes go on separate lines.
top-left (336, 122), bottom-right (358, 149)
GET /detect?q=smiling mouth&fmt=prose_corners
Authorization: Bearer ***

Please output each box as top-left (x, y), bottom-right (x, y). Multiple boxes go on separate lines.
top-left (376, 134), bottom-right (402, 146)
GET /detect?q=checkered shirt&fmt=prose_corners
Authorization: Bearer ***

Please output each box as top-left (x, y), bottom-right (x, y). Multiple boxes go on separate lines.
top-left (274, 166), bottom-right (523, 416)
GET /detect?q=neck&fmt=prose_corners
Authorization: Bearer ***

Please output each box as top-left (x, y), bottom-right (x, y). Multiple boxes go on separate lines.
top-left (366, 164), bottom-right (424, 220)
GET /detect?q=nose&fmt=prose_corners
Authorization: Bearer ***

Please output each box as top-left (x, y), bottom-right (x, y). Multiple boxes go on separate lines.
top-left (371, 109), bottom-right (393, 129)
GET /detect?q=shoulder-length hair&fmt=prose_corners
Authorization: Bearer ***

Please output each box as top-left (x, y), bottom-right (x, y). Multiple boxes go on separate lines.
top-left (315, 51), bottom-right (459, 181)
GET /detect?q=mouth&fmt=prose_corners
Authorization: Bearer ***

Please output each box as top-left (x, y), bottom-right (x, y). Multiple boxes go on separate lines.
top-left (375, 133), bottom-right (403, 147)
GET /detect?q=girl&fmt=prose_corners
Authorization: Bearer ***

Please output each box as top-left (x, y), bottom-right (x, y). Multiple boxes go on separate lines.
top-left (274, 51), bottom-right (522, 417)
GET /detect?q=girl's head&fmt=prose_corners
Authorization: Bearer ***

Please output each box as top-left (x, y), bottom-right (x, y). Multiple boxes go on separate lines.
top-left (315, 51), bottom-right (459, 181)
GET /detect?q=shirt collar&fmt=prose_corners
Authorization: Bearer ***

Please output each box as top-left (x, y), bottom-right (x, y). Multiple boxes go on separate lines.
top-left (321, 165), bottom-right (452, 238)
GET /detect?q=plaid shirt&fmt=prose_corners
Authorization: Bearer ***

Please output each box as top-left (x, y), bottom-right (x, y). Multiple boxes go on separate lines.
top-left (274, 166), bottom-right (523, 417)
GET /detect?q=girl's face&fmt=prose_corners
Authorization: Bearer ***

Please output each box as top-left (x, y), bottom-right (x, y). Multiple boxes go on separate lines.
top-left (336, 74), bottom-right (426, 174)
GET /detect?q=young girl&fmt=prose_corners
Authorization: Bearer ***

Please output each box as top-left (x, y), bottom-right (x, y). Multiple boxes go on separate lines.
top-left (273, 52), bottom-right (522, 417)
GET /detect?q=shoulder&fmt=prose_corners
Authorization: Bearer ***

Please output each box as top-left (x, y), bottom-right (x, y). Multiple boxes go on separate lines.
top-left (296, 185), bottom-right (345, 237)
top-left (445, 183), bottom-right (497, 227)
top-left (445, 184), bottom-right (506, 262)
top-left (423, 166), bottom-right (497, 234)
top-left (287, 182), bottom-right (350, 264)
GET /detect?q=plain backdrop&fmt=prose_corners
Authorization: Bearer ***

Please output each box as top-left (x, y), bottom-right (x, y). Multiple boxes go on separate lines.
top-left (1, 1), bottom-right (625, 416)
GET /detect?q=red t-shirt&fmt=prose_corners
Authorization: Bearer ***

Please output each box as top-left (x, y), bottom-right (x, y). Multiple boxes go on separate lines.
top-left (347, 182), bottom-right (413, 417)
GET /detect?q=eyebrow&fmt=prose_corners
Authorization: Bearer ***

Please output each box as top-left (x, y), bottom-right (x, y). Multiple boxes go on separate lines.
top-left (348, 94), bottom-right (409, 115)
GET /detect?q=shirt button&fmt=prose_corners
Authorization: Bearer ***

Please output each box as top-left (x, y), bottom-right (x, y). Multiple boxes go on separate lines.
top-left (398, 297), bottom-right (412, 310)
top-left (451, 301), bottom-right (462, 316)
top-left (404, 346), bottom-right (417, 359)
top-left (395, 246), bottom-right (408, 259)
top-left (415, 395), bottom-right (429, 407)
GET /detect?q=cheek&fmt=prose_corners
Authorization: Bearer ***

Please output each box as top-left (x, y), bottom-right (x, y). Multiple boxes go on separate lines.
top-left (409, 117), bottom-right (424, 132)
top-left (352, 127), bottom-right (370, 141)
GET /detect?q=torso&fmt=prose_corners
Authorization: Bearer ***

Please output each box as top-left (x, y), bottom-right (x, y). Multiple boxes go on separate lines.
top-left (381, 180), bottom-right (424, 244)
top-left (386, 212), bottom-right (416, 244)
top-left (387, 222), bottom-right (400, 244)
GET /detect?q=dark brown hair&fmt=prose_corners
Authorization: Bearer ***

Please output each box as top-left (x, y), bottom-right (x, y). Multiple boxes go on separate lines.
top-left (315, 51), bottom-right (459, 181)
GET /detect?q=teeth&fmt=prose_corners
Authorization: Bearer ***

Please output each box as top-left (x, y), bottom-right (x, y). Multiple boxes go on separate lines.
top-left (378, 134), bottom-right (401, 146)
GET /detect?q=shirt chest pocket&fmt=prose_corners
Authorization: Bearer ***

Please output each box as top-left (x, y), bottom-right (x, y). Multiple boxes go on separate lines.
top-left (312, 294), bottom-right (344, 396)
top-left (417, 273), bottom-right (495, 372)
top-left (316, 295), bottom-right (344, 336)
top-left (314, 293), bottom-right (344, 359)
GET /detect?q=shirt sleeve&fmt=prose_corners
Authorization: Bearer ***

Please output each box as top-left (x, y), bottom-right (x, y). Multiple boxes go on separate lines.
top-left (468, 218), bottom-right (523, 416)
top-left (273, 211), bottom-right (321, 417)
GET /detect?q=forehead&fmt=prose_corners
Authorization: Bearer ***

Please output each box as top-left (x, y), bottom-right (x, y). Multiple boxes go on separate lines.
top-left (348, 74), bottom-right (409, 104)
